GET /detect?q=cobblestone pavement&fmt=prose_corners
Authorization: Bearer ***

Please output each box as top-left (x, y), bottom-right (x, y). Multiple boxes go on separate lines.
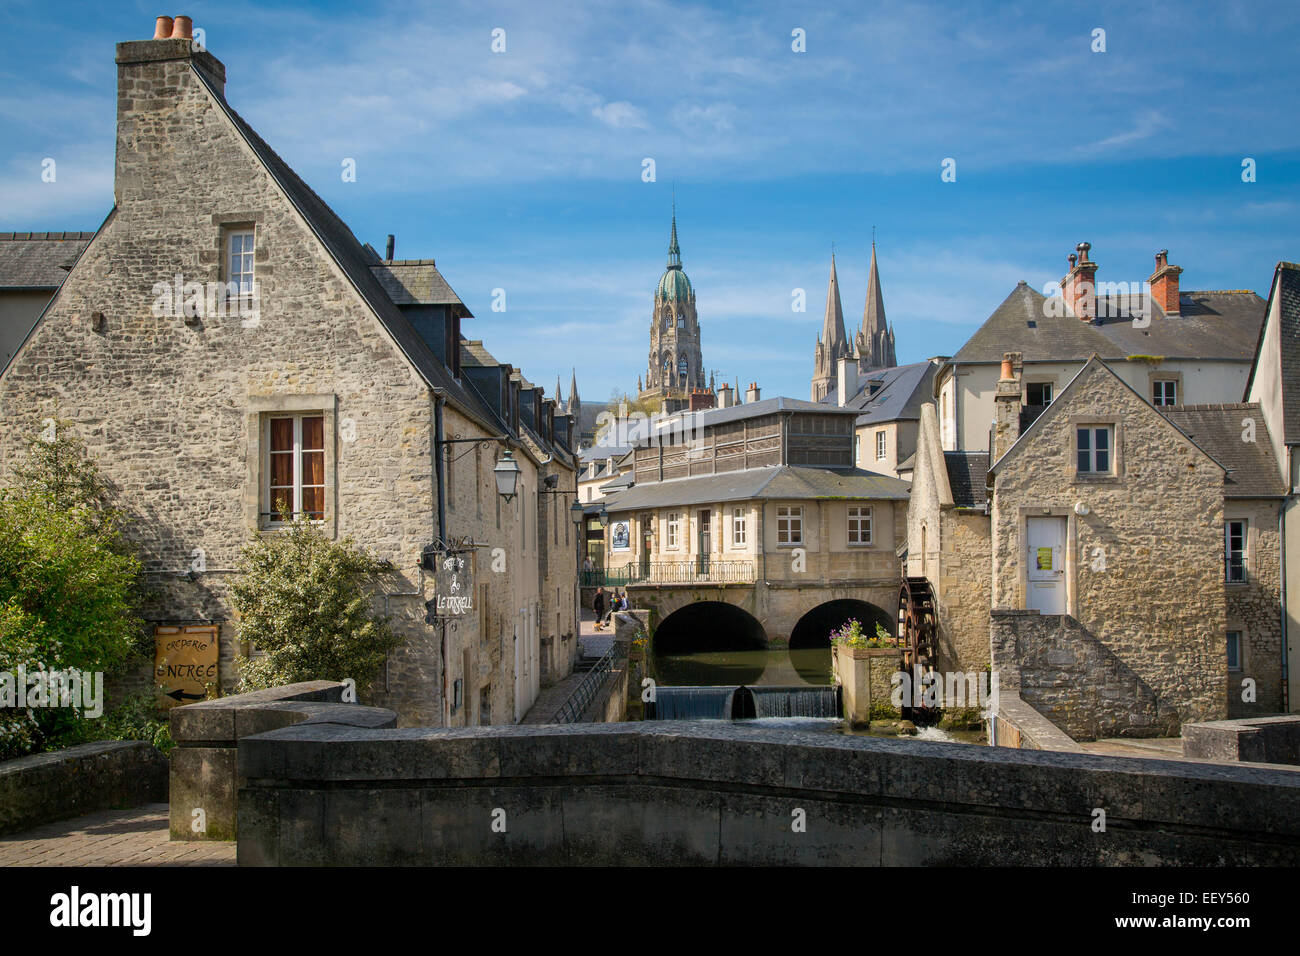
top-left (0, 804), bottom-right (236, 867)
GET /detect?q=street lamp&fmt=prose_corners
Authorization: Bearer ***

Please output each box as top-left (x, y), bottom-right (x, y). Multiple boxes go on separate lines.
top-left (493, 449), bottom-right (522, 501)
top-left (596, 502), bottom-right (610, 528)
top-left (570, 499), bottom-right (585, 525)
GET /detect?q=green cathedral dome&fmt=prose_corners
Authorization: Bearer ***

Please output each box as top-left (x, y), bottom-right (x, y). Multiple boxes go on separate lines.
top-left (657, 266), bottom-right (693, 301)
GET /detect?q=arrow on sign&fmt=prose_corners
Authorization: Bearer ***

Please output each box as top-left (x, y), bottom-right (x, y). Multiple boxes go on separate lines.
top-left (164, 688), bottom-right (205, 702)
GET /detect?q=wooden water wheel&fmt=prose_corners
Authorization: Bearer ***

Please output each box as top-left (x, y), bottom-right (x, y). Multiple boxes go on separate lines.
top-left (897, 576), bottom-right (939, 720)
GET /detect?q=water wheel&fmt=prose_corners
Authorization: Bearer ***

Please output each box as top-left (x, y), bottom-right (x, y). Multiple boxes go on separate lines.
top-left (897, 576), bottom-right (939, 720)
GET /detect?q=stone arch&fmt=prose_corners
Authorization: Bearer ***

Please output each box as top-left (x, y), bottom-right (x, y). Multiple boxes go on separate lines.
top-left (652, 600), bottom-right (769, 686)
top-left (789, 598), bottom-right (894, 651)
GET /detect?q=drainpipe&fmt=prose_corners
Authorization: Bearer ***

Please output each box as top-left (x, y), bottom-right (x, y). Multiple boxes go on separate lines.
top-left (433, 393), bottom-right (450, 725)
top-left (1281, 492), bottom-right (1290, 713)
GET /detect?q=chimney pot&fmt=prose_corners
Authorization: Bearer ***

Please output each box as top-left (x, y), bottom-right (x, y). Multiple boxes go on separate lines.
top-left (385, 234), bottom-right (395, 260)
top-left (170, 15), bottom-right (193, 40)
top-left (153, 16), bottom-right (174, 39)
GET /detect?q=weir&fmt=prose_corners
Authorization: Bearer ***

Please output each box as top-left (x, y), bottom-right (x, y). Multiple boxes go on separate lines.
top-left (649, 684), bottom-right (841, 720)
top-left (650, 685), bottom-right (738, 720)
top-left (748, 685), bottom-right (840, 719)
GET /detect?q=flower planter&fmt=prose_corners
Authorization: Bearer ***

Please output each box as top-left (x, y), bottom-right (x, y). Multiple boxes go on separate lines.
top-left (834, 643), bottom-right (904, 727)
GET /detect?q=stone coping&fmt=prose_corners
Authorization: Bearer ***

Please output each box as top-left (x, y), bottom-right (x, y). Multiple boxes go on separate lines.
top-left (238, 719), bottom-right (1300, 840)
top-left (170, 680), bottom-right (350, 744)
top-left (1184, 715), bottom-right (1300, 766)
top-left (0, 741), bottom-right (167, 836)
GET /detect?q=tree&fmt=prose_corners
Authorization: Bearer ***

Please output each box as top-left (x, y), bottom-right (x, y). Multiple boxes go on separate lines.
top-left (231, 517), bottom-right (401, 698)
top-left (0, 418), bottom-right (143, 757)
top-left (594, 390), bottom-right (664, 444)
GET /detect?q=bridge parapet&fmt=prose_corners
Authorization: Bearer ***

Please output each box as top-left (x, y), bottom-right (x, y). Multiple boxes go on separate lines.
top-left (236, 719), bottom-right (1300, 866)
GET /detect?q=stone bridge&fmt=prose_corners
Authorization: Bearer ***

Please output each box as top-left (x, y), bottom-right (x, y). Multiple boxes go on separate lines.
top-left (629, 579), bottom-right (899, 648)
top-left (236, 719), bottom-right (1300, 866)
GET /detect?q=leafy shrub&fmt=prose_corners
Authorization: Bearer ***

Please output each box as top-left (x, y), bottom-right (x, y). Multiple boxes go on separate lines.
top-left (231, 517), bottom-right (401, 698)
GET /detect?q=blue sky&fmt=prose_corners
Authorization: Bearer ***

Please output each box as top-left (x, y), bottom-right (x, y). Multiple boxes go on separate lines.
top-left (2, 0), bottom-right (1299, 403)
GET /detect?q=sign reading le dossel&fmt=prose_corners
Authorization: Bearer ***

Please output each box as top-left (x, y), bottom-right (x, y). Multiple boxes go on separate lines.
top-left (425, 549), bottom-right (475, 623)
top-left (154, 624), bottom-right (218, 708)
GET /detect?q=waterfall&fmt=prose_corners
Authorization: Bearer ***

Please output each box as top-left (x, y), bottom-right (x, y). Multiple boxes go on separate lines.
top-left (651, 686), bottom-right (738, 720)
top-left (747, 685), bottom-right (840, 719)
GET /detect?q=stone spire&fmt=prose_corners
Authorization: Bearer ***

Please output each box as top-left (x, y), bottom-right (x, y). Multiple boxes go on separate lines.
top-left (856, 242), bottom-right (896, 370)
top-left (555, 374), bottom-right (563, 406)
top-left (821, 251), bottom-right (848, 356)
top-left (811, 251), bottom-right (849, 400)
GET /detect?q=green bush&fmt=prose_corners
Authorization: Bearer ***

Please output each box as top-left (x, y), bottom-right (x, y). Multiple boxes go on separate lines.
top-left (231, 517), bottom-right (401, 698)
top-left (0, 419), bottom-right (144, 759)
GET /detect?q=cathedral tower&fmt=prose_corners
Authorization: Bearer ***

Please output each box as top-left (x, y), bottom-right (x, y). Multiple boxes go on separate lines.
top-left (640, 209), bottom-right (704, 411)
top-left (810, 251), bottom-right (849, 401)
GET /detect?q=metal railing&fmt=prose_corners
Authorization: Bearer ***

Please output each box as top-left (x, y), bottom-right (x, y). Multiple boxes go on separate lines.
top-left (581, 561), bottom-right (755, 587)
top-left (554, 641), bottom-right (627, 724)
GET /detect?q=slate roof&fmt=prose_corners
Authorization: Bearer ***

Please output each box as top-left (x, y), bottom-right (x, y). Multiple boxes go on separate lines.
top-left (944, 451), bottom-right (989, 509)
top-left (369, 259), bottom-right (469, 313)
top-left (833, 361), bottom-right (937, 426)
top-left (1160, 404), bottom-right (1286, 497)
top-left (191, 63), bottom-right (504, 436)
top-left (0, 232), bottom-right (94, 289)
top-left (952, 280), bottom-right (1264, 364)
top-left (602, 465), bottom-right (910, 511)
top-left (1245, 262), bottom-right (1300, 445)
top-left (661, 396), bottom-right (858, 436)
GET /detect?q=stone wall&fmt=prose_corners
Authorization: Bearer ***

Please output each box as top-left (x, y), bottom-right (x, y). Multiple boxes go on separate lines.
top-left (168, 680), bottom-right (395, 840)
top-left (991, 361), bottom-right (1227, 729)
top-left (1225, 498), bottom-right (1284, 716)
top-left (991, 609), bottom-right (1170, 739)
top-left (1183, 715), bottom-right (1300, 766)
top-left (236, 719), bottom-right (1300, 866)
top-left (0, 741), bottom-right (167, 836)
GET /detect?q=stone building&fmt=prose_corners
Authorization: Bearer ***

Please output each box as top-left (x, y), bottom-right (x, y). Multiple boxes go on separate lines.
top-left (638, 211), bottom-right (706, 412)
top-left (0, 232), bottom-right (93, 367)
top-left (937, 243), bottom-right (1265, 453)
top-left (0, 21), bottom-right (577, 728)
top-left (600, 397), bottom-right (910, 650)
top-left (820, 357), bottom-right (942, 480)
top-left (909, 350), bottom-right (1285, 738)
top-left (810, 245), bottom-right (897, 402)
top-left (1243, 260), bottom-right (1300, 712)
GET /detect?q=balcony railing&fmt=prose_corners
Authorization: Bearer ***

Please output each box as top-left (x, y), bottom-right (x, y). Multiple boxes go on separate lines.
top-left (583, 560), bottom-right (755, 587)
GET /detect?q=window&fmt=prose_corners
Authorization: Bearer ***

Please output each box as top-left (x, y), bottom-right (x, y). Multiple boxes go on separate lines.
top-left (677, 357), bottom-right (687, 382)
top-left (848, 506), bottom-right (872, 546)
top-left (1226, 631), bottom-right (1242, 671)
top-left (265, 414), bottom-right (324, 522)
top-left (1076, 426), bottom-right (1112, 474)
top-left (667, 513), bottom-right (680, 549)
top-left (1226, 520), bottom-right (1247, 582)
top-left (676, 314), bottom-right (684, 328)
top-left (777, 505), bottom-right (802, 546)
top-left (1153, 380), bottom-right (1177, 406)
top-left (875, 431), bottom-right (887, 461)
top-left (228, 231), bottom-right (255, 295)
top-left (732, 507), bottom-right (746, 547)
top-left (854, 435), bottom-right (861, 463)
top-left (1026, 382), bottom-right (1053, 406)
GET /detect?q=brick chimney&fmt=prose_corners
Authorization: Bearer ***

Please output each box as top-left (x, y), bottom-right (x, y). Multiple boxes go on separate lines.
top-left (745, 382), bottom-right (761, 404)
top-left (1060, 242), bottom-right (1099, 320)
top-left (688, 387), bottom-right (716, 411)
top-left (1148, 249), bottom-right (1182, 316)
top-left (115, 16), bottom-right (226, 205)
top-left (992, 351), bottom-right (1022, 460)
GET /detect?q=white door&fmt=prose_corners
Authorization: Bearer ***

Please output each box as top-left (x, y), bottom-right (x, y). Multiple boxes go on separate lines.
top-left (1026, 516), bottom-right (1066, 614)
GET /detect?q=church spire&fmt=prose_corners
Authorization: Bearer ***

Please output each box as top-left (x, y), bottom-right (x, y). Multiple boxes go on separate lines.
top-left (667, 203), bottom-right (682, 270)
top-left (821, 251), bottom-right (848, 356)
top-left (555, 374), bottom-right (563, 405)
top-left (858, 241), bottom-right (895, 369)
